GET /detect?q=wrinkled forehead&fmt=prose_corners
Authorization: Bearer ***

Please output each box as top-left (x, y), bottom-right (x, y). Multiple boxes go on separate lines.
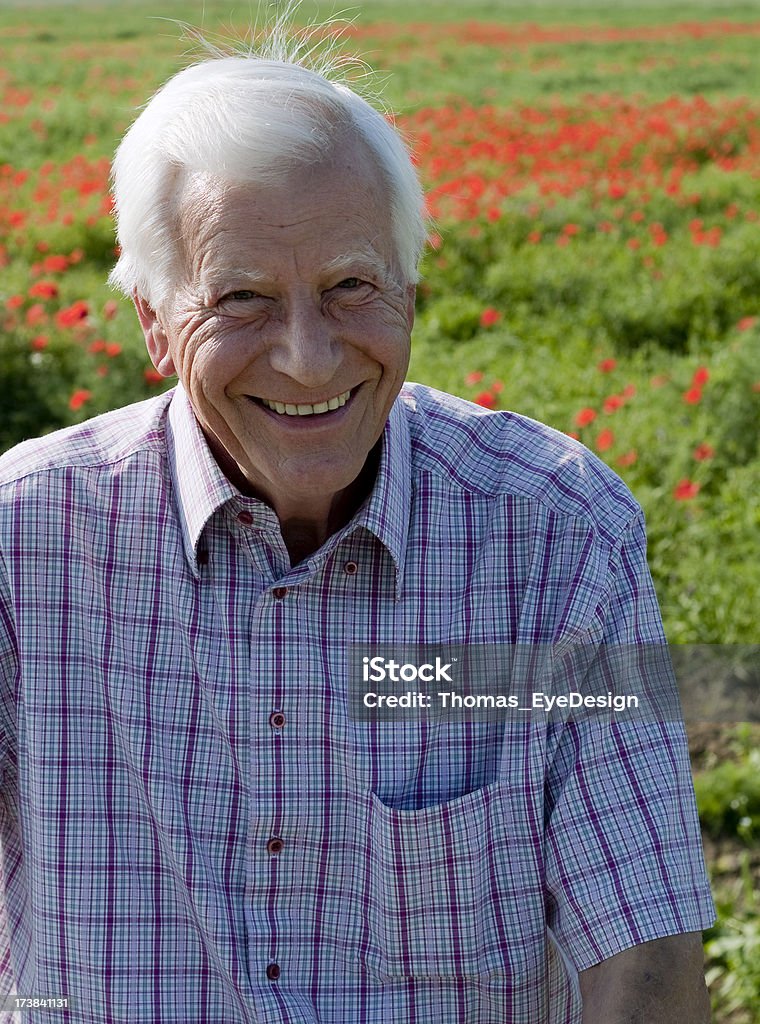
top-left (174, 145), bottom-right (398, 284)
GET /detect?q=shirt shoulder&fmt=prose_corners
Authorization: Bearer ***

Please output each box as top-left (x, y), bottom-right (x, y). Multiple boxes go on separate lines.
top-left (0, 390), bottom-right (174, 491)
top-left (399, 382), bottom-right (641, 545)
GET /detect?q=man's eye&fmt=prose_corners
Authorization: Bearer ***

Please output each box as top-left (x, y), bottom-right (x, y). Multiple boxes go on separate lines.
top-left (223, 290), bottom-right (260, 302)
top-left (336, 277), bottom-right (361, 289)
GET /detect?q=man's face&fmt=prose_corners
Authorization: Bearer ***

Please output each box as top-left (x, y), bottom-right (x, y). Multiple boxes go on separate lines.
top-left (136, 148), bottom-right (415, 517)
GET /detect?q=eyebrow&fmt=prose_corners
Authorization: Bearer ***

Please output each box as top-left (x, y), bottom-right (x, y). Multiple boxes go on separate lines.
top-left (320, 250), bottom-right (391, 282)
top-left (201, 250), bottom-right (393, 294)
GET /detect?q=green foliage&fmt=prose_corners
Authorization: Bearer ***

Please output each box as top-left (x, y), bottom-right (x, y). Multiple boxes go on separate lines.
top-left (705, 858), bottom-right (760, 1023)
top-left (695, 750), bottom-right (760, 843)
top-left (422, 193), bottom-right (760, 355)
top-left (420, 295), bottom-right (486, 341)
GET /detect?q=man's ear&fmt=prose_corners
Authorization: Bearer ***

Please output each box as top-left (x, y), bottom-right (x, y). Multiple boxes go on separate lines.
top-left (405, 283), bottom-right (416, 332)
top-left (133, 291), bottom-right (176, 377)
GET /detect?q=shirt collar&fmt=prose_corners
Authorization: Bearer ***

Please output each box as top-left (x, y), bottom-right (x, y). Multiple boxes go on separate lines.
top-left (167, 385), bottom-right (238, 577)
top-left (348, 397), bottom-right (411, 596)
top-left (167, 384), bottom-right (411, 589)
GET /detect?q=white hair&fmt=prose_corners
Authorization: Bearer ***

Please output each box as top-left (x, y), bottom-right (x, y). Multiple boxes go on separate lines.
top-left (108, 38), bottom-right (427, 309)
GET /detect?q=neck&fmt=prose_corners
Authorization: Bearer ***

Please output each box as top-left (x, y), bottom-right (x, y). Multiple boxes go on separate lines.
top-left (206, 433), bottom-right (382, 566)
top-left (276, 443), bottom-right (381, 565)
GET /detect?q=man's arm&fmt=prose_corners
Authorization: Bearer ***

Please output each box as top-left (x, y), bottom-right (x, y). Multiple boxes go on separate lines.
top-left (579, 932), bottom-right (711, 1023)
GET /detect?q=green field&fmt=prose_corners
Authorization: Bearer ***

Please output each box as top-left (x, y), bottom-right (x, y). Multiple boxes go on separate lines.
top-left (1, 2), bottom-right (760, 1018)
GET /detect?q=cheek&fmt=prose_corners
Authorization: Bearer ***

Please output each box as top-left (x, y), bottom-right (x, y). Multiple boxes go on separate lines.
top-left (376, 325), bottom-right (412, 372)
top-left (345, 302), bottom-right (412, 356)
top-left (180, 325), bottom-right (251, 386)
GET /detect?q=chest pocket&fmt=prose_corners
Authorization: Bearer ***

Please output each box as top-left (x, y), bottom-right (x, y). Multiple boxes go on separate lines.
top-left (362, 780), bottom-right (547, 981)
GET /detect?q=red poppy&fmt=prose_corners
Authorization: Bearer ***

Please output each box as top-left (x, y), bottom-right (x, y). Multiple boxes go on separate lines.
top-left (603, 395), bottom-right (623, 414)
top-left (616, 450), bottom-right (638, 467)
top-left (68, 389), bottom-right (92, 411)
top-left (465, 371), bottom-right (484, 386)
top-left (475, 391), bottom-right (496, 408)
top-left (597, 358), bottom-right (617, 373)
top-left (673, 479), bottom-right (700, 501)
top-left (40, 254), bottom-right (68, 273)
top-left (692, 367), bottom-right (709, 387)
top-left (25, 304), bottom-right (46, 326)
top-left (144, 369), bottom-right (164, 385)
top-left (682, 387), bottom-right (702, 405)
top-left (28, 280), bottom-right (59, 299)
top-left (55, 301), bottom-right (89, 328)
top-left (479, 307), bottom-right (501, 328)
top-left (693, 443), bottom-right (714, 461)
top-left (574, 407), bottom-right (597, 427)
top-left (595, 428), bottom-right (614, 452)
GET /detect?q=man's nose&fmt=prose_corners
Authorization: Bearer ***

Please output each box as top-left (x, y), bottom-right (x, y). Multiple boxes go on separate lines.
top-left (268, 301), bottom-right (343, 389)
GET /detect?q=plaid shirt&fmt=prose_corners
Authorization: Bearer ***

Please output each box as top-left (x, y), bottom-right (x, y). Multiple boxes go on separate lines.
top-left (0, 383), bottom-right (714, 1023)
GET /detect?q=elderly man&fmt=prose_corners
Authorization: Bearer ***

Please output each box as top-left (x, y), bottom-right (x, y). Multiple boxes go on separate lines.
top-left (0, 35), bottom-right (714, 1024)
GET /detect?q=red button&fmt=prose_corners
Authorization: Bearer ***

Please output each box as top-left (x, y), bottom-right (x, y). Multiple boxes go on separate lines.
top-left (269, 712), bottom-right (286, 729)
top-left (237, 510), bottom-right (254, 526)
top-left (266, 963), bottom-right (280, 981)
top-left (344, 561), bottom-right (358, 575)
top-left (272, 587), bottom-right (288, 600)
top-left (266, 837), bottom-right (284, 855)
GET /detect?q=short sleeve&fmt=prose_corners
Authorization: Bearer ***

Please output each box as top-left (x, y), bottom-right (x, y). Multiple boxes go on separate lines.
top-left (543, 511), bottom-right (716, 970)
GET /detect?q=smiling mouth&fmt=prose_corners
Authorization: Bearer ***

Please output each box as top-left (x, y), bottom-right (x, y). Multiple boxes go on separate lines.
top-left (253, 388), bottom-right (352, 417)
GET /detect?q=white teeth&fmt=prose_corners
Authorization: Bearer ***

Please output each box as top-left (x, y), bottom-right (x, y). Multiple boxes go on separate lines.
top-left (261, 390), bottom-right (352, 416)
